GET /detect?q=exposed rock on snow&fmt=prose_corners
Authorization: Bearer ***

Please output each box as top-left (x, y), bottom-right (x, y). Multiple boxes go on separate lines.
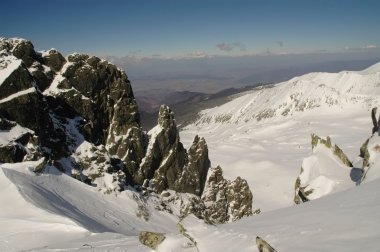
top-left (139, 231), bottom-right (166, 249)
top-left (360, 107), bottom-right (380, 183)
top-left (200, 166), bottom-right (253, 223)
top-left (256, 236), bottom-right (277, 252)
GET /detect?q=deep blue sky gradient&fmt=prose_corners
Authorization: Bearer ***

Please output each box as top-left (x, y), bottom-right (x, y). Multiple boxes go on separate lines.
top-left (2, 0), bottom-right (380, 57)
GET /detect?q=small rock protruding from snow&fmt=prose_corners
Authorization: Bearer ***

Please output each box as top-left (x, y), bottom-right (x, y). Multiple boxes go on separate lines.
top-left (139, 231), bottom-right (166, 249)
top-left (360, 108), bottom-right (380, 183)
top-left (256, 236), bottom-right (277, 252)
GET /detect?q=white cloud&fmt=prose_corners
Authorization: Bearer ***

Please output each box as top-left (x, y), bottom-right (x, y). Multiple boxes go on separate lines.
top-left (364, 45), bottom-right (377, 49)
top-left (187, 51), bottom-right (209, 58)
top-left (344, 45), bottom-right (378, 51)
top-left (216, 41), bottom-right (246, 52)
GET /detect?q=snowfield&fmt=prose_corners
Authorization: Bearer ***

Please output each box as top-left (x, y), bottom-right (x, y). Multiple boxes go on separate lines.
top-left (181, 63), bottom-right (380, 211)
top-left (1, 60), bottom-right (380, 251)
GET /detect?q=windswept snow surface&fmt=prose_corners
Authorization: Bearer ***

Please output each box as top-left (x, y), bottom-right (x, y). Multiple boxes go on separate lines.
top-left (0, 161), bottom-right (178, 251)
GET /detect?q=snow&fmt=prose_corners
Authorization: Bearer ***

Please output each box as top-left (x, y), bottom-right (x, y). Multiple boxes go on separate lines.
top-left (0, 87), bottom-right (36, 104)
top-left (0, 55), bottom-right (22, 85)
top-left (181, 64), bottom-right (380, 211)
top-left (0, 123), bottom-right (32, 146)
top-left (181, 178), bottom-right (380, 252)
top-left (0, 161), bottom-right (89, 252)
top-left (0, 161), bottom-right (178, 251)
top-left (299, 143), bottom-right (355, 200)
top-left (140, 124), bottom-right (163, 167)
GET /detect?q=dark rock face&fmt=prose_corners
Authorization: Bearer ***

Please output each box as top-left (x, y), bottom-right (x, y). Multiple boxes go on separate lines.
top-left (42, 49), bottom-right (66, 72)
top-left (0, 38), bottom-right (253, 224)
top-left (139, 105), bottom-right (188, 193)
top-left (175, 135), bottom-right (210, 196)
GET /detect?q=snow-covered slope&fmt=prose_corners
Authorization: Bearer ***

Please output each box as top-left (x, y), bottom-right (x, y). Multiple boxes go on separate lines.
top-left (182, 63), bottom-right (380, 211)
top-left (0, 160), bottom-right (179, 251)
top-left (2, 159), bottom-right (379, 251)
top-left (193, 64), bottom-right (380, 125)
top-left (181, 177), bottom-right (380, 252)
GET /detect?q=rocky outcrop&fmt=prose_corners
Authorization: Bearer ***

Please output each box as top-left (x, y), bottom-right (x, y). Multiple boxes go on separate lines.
top-left (138, 105), bottom-right (187, 192)
top-left (200, 166), bottom-right (253, 223)
top-left (0, 38), bottom-right (253, 224)
top-left (175, 135), bottom-right (210, 196)
top-left (139, 231), bottom-right (166, 249)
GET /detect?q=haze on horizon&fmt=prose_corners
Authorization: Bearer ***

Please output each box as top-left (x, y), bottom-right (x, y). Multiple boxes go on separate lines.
top-left (2, 0), bottom-right (380, 93)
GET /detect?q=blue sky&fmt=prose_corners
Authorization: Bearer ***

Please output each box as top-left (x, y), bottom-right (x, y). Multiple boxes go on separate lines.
top-left (2, 0), bottom-right (380, 58)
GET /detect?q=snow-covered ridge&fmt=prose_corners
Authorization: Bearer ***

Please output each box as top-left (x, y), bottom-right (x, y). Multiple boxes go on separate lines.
top-left (192, 63), bottom-right (380, 125)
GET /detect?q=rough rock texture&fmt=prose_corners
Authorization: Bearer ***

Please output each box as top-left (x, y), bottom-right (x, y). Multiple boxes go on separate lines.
top-left (311, 134), bottom-right (352, 167)
top-left (138, 105), bottom-right (187, 192)
top-left (0, 38), bottom-right (253, 224)
top-left (200, 166), bottom-right (253, 223)
top-left (139, 231), bottom-right (166, 249)
top-left (175, 135), bottom-right (210, 196)
top-left (256, 236), bottom-right (277, 252)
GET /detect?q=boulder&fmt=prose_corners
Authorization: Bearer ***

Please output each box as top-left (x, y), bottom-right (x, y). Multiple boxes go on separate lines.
top-left (139, 231), bottom-right (166, 249)
top-left (256, 236), bottom-right (277, 252)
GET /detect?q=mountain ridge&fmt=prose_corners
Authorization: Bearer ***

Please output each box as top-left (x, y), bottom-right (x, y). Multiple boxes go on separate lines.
top-left (0, 37), bottom-right (252, 226)
top-left (190, 63), bottom-right (380, 126)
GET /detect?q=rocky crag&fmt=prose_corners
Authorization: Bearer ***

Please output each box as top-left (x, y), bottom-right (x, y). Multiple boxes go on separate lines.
top-left (0, 38), bottom-right (252, 223)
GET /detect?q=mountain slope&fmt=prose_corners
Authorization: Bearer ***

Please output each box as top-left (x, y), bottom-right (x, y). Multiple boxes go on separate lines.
top-left (192, 65), bottom-right (380, 125)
